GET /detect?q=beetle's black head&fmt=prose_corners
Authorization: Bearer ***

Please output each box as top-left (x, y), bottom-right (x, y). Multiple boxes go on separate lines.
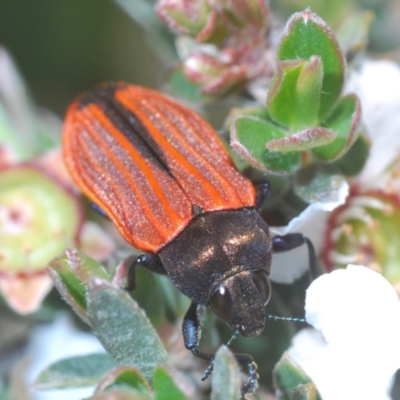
top-left (158, 207), bottom-right (273, 336)
top-left (209, 269), bottom-right (271, 336)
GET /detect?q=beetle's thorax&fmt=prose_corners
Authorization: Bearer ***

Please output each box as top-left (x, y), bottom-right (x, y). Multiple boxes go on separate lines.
top-left (158, 208), bottom-right (272, 305)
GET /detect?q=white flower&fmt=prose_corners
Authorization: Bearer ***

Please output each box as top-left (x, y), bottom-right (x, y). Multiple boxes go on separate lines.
top-left (289, 265), bottom-right (400, 400)
top-left (345, 60), bottom-right (400, 188)
top-left (269, 191), bottom-right (348, 283)
top-left (322, 60), bottom-right (400, 290)
top-left (10, 314), bottom-right (105, 400)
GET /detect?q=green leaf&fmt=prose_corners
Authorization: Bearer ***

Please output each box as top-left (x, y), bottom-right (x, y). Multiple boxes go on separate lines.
top-left (312, 94), bottom-right (361, 160)
top-left (273, 353), bottom-right (321, 400)
top-left (266, 127), bottom-right (336, 153)
top-left (211, 346), bottom-right (241, 400)
top-left (294, 56), bottom-right (324, 128)
top-left (230, 116), bottom-right (301, 173)
top-left (153, 365), bottom-right (186, 400)
top-left (87, 279), bottom-right (169, 383)
top-left (0, 106), bottom-right (24, 160)
top-left (291, 383), bottom-right (318, 400)
top-left (89, 388), bottom-right (152, 400)
top-left (293, 163), bottom-right (349, 206)
top-left (267, 57), bottom-right (323, 130)
top-left (33, 109), bottom-right (63, 153)
top-left (0, 47), bottom-right (37, 161)
top-left (35, 354), bottom-right (116, 389)
top-left (267, 60), bottom-right (303, 128)
top-left (95, 366), bottom-right (151, 395)
top-left (224, 105), bottom-right (270, 131)
top-left (0, 47), bottom-right (61, 159)
top-left (278, 10), bottom-right (345, 119)
top-left (48, 249), bottom-right (111, 324)
top-left (113, 257), bottom-right (170, 329)
top-left (332, 133), bottom-right (370, 176)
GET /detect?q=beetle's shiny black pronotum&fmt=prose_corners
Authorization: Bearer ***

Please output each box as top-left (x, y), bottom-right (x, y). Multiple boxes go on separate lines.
top-left (63, 83), bottom-right (316, 394)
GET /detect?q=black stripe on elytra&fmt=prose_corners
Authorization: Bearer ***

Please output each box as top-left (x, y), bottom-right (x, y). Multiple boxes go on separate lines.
top-left (78, 83), bottom-right (172, 176)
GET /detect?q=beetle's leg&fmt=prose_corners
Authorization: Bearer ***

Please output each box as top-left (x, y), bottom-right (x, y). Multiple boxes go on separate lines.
top-left (255, 182), bottom-right (270, 212)
top-left (91, 205), bottom-right (167, 288)
top-left (122, 253), bottom-right (166, 291)
top-left (272, 233), bottom-right (317, 280)
top-left (183, 302), bottom-right (259, 396)
top-left (183, 301), bottom-right (214, 363)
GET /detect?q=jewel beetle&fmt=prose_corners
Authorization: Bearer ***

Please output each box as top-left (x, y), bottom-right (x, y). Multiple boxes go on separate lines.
top-left (63, 83), bottom-right (316, 393)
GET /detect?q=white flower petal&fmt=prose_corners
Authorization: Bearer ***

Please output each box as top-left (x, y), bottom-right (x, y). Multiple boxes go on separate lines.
top-left (269, 186), bottom-right (348, 284)
top-left (24, 314), bottom-right (105, 400)
top-left (345, 60), bottom-right (400, 187)
top-left (288, 327), bottom-right (326, 364)
top-left (289, 328), bottom-right (394, 400)
top-left (290, 265), bottom-right (400, 399)
top-left (306, 265), bottom-right (400, 344)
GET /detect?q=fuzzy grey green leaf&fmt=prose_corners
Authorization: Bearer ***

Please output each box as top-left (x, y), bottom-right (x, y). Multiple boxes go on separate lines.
top-left (35, 354), bottom-right (116, 389)
top-left (87, 279), bottom-right (169, 383)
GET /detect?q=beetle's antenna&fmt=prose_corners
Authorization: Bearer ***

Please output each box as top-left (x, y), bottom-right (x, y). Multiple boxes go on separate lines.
top-left (266, 314), bottom-right (309, 325)
top-left (201, 329), bottom-right (240, 381)
top-left (201, 361), bottom-right (214, 381)
top-left (226, 329), bottom-right (240, 346)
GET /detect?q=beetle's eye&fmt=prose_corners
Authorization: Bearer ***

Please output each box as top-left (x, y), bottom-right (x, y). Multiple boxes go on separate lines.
top-left (209, 284), bottom-right (233, 323)
top-left (252, 270), bottom-right (271, 306)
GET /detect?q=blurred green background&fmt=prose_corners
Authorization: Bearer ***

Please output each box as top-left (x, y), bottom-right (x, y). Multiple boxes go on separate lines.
top-left (1, 0), bottom-right (399, 119)
top-left (1, 1), bottom-right (400, 398)
top-left (0, 0), bottom-right (163, 116)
